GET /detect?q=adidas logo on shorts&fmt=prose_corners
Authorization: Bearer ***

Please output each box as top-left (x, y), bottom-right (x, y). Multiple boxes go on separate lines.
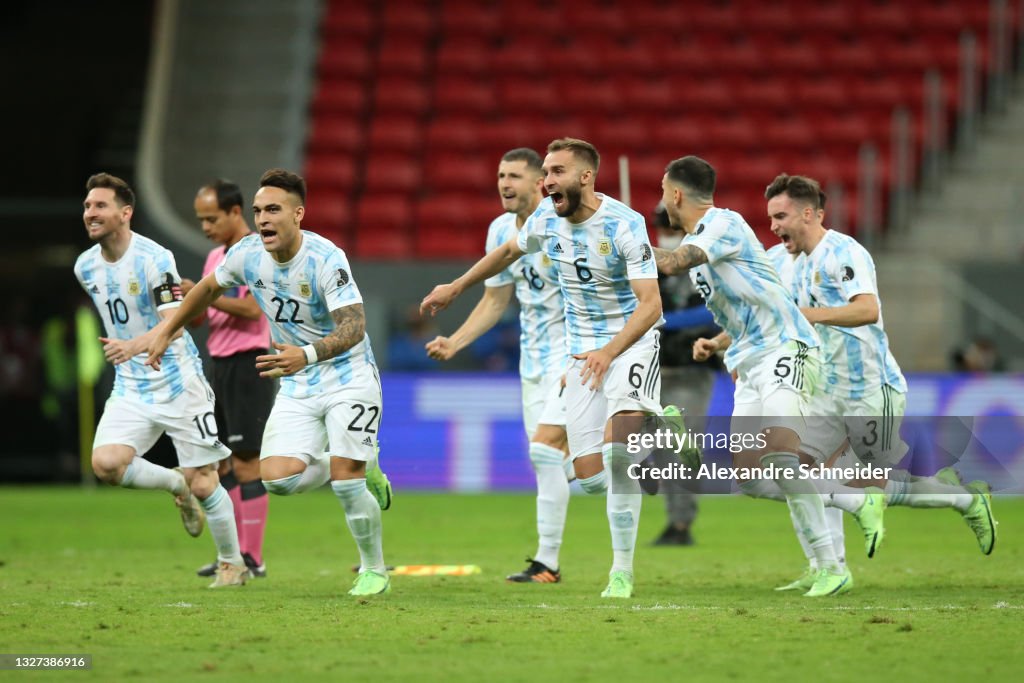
top-left (361, 436), bottom-right (374, 447)
top-left (628, 390), bottom-right (640, 399)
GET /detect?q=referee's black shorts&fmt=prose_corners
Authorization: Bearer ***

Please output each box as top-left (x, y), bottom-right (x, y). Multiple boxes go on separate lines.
top-left (210, 349), bottom-right (276, 456)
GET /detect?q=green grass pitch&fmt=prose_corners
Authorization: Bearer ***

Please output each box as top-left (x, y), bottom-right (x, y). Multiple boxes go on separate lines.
top-left (1, 487), bottom-right (1022, 682)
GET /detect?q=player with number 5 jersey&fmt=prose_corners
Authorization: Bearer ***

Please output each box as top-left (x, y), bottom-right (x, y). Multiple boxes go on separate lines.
top-left (142, 169), bottom-right (393, 597)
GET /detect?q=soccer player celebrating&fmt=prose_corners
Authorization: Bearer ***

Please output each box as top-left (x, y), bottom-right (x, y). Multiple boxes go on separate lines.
top-left (423, 139), bottom-right (664, 598)
top-left (144, 169), bottom-right (393, 596)
top-left (764, 174), bottom-right (996, 578)
top-left (75, 173), bottom-right (246, 588)
top-left (186, 180), bottom-right (276, 579)
top-left (425, 148), bottom-right (571, 584)
top-left (656, 157), bottom-right (881, 598)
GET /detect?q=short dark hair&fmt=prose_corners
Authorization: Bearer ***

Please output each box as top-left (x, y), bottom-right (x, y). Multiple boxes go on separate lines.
top-left (665, 156), bottom-right (715, 201)
top-left (501, 147), bottom-right (543, 174)
top-left (547, 138), bottom-right (600, 173)
top-left (259, 168), bottom-right (306, 204)
top-left (199, 179), bottom-right (244, 212)
top-left (764, 173), bottom-right (823, 210)
top-left (86, 173), bottom-right (135, 208)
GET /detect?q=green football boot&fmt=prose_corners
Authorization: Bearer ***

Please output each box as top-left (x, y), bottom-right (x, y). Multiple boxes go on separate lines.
top-left (851, 487), bottom-right (885, 558)
top-left (349, 570), bottom-right (391, 596)
top-left (600, 570), bottom-right (634, 599)
top-left (803, 567), bottom-right (853, 597)
top-left (774, 566), bottom-right (818, 592)
top-left (962, 480), bottom-right (997, 555)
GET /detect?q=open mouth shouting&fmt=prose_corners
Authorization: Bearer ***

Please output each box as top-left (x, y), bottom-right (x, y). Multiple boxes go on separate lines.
top-left (260, 228), bottom-right (278, 245)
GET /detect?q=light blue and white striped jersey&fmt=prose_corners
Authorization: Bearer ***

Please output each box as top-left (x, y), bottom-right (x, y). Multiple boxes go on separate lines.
top-left (74, 233), bottom-right (204, 403)
top-left (766, 242), bottom-right (801, 295)
top-left (793, 230), bottom-right (907, 399)
top-left (484, 206), bottom-right (567, 380)
top-left (516, 194), bottom-right (662, 355)
top-left (683, 208), bottom-right (820, 373)
top-left (215, 231), bottom-right (378, 399)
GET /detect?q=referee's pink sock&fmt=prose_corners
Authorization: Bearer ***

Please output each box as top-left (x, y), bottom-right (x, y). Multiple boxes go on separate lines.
top-left (239, 480), bottom-right (269, 566)
top-left (222, 471), bottom-right (247, 551)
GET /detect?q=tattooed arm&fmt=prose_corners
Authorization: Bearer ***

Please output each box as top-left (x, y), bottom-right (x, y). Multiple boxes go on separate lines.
top-left (313, 303), bottom-right (366, 361)
top-left (254, 303), bottom-right (366, 378)
top-left (653, 245), bottom-right (709, 276)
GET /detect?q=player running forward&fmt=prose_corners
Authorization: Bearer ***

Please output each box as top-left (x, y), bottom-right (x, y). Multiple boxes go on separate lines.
top-left (425, 148), bottom-right (572, 584)
top-left (764, 174), bottom-right (996, 590)
top-left (143, 169), bottom-right (393, 596)
top-left (655, 156), bottom-right (882, 598)
top-left (75, 173), bottom-right (246, 588)
top-left (422, 138), bottom-right (665, 598)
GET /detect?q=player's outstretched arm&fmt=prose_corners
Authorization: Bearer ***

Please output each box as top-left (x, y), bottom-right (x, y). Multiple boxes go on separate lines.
top-left (801, 294), bottom-right (879, 327)
top-left (426, 284), bottom-right (513, 361)
top-left (420, 237), bottom-right (525, 316)
top-left (210, 291), bottom-right (262, 320)
top-left (144, 273), bottom-right (225, 370)
top-left (653, 245), bottom-right (709, 275)
top-left (574, 278), bottom-right (662, 390)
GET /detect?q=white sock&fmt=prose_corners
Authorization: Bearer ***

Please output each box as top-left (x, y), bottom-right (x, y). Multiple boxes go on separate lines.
top-left (764, 452), bottom-right (839, 572)
top-left (199, 485), bottom-right (244, 565)
top-left (738, 478), bottom-right (786, 501)
top-left (120, 457), bottom-right (185, 494)
top-left (263, 458), bottom-right (330, 496)
top-left (815, 479), bottom-right (867, 514)
top-left (884, 475), bottom-right (910, 506)
top-left (578, 469), bottom-right (608, 495)
top-left (530, 443), bottom-right (570, 570)
top-left (331, 479), bottom-right (385, 574)
top-left (788, 499), bottom-right (818, 569)
top-left (903, 476), bottom-right (975, 511)
top-left (826, 505), bottom-right (846, 569)
top-left (604, 443), bottom-right (641, 575)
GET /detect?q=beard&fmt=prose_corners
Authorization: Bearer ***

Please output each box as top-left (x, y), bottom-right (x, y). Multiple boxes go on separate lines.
top-left (555, 183), bottom-right (583, 217)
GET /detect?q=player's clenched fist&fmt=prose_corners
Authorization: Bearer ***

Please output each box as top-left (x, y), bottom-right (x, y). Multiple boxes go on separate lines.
top-left (692, 337), bottom-right (718, 362)
top-left (425, 335), bottom-right (457, 361)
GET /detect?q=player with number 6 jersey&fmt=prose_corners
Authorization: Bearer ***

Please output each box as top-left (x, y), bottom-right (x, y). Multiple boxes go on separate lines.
top-left (422, 139), bottom-right (665, 599)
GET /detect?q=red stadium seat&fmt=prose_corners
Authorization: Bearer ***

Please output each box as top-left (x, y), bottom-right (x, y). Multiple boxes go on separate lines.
top-left (321, 3), bottom-right (375, 40)
top-left (426, 154), bottom-right (496, 194)
top-left (362, 154), bottom-right (422, 193)
top-left (435, 77), bottom-right (496, 115)
top-left (367, 116), bottom-right (424, 154)
top-left (307, 118), bottom-right (364, 155)
top-left (374, 77), bottom-right (431, 115)
top-left (318, 43), bottom-right (373, 78)
top-left (381, 2), bottom-right (435, 38)
top-left (303, 192), bottom-right (352, 244)
top-left (439, 3), bottom-right (500, 39)
top-left (354, 196), bottom-right (414, 259)
top-left (425, 117), bottom-right (483, 153)
top-left (311, 79), bottom-right (368, 116)
top-left (436, 40), bottom-right (491, 76)
top-left (376, 39), bottom-right (430, 77)
top-left (304, 153), bottom-right (359, 191)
